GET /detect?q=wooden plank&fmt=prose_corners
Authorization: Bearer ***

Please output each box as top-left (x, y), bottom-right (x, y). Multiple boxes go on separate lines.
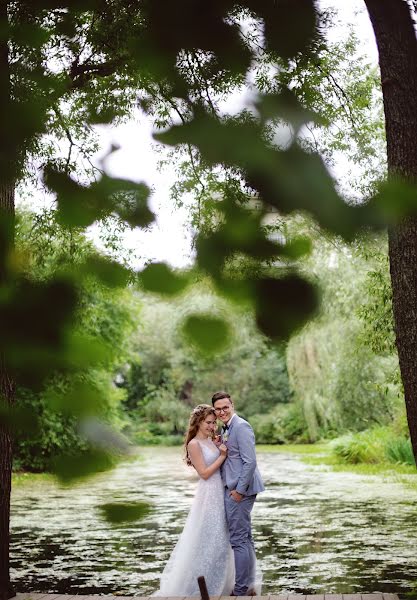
top-left (29, 596), bottom-right (74, 600)
top-left (288, 595), bottom-right (306, 600)
top-left (270, 595), bottom-right (288, 600)
top-left (383, 595), bottom-right (400, 600)
top-left (15, 595), bottom-right (50, 600)
top-left (325, 596), bottom-right (342, 600)
top-left (362, 595), bottom-right (384, 600)
top-left (343, 595), bottom-right (362, 600)
top-left (15, 595), bottom-right (49, 600)
top-left (33, 595), bottom-right (74, 600)
top-left (307, 596), bottom-right (324, 600)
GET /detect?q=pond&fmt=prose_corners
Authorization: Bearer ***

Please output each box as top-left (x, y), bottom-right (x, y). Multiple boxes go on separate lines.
top-left (10, 447), bottom-right (417, 597)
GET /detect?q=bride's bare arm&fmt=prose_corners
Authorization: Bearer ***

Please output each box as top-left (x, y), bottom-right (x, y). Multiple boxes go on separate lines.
top-left (187, 440), bottom-right (227, 480)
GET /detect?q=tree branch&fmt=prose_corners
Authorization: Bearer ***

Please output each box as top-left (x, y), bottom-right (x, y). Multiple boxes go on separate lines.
top-left (69, 57), bottom-right (125, 89)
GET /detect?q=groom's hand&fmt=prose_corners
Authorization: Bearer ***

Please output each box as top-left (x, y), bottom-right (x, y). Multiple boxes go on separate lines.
top-left (230, 490), bottom-right (243, 502)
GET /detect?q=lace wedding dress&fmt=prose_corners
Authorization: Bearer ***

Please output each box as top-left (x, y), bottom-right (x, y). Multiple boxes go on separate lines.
top-left (154, 439), bottom-right (235, 596)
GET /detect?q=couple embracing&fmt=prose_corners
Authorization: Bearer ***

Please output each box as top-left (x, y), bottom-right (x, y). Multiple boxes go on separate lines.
top-left (155, 391), bottom-right (265, 597)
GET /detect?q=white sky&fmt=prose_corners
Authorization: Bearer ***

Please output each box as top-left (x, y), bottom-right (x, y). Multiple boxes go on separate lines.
top-left (18, 1), bottom-right (379, 270)
top-left (94, 115), bottom-right (194, 268)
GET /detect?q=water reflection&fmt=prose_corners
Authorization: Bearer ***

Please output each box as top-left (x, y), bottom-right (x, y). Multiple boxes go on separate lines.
top-left (10, 447), bottom-right (417, 597)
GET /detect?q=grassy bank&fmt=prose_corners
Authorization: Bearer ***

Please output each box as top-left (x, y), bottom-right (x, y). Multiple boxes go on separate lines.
top-left (259, 441), bottom-right (417, 477)
top-left (12, 472), bottom-right (55, 487)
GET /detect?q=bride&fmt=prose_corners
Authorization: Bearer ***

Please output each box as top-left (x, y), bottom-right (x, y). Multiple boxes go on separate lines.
top-left (154, 404), bottom-right (235, 597)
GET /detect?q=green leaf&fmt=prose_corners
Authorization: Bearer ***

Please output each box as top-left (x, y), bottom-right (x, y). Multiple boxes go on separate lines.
top-left (64, 332), bottom-right (112, 369)
top-left (45, 166), bottom-right (107, 227)
top-left (82, 255), bottom-right (131, 288)
top-left (45, 167), bottom-right (154, 229)
top-left (281, 236), bottom-right (312, 259)
top-left (182, 314), bottom-right (230, 355)
top-left (370, 179), bottom-right (417, 221)
top-left (46, 381), bottom-right (103, 417)
top-left (214, 276), bottom-right (254, 307)
top-left (0, 277), bottom-right (78, 386)
top-left (258, 0), bottom-right (318, 59)
top-left (99, 501), bottom-right (152, 524)
top-left (0, 404), bottom-right (40, 436)
top-left (11, 23), bottom-right (50, 48)
top-left (52, 448), bottom-right (116, 484)
top-left (139, 263), bottom-right (190, 296)
top-left (255, 89), bottom-right (325, 130)
top-left (254, 275), bottom-right (319, 341)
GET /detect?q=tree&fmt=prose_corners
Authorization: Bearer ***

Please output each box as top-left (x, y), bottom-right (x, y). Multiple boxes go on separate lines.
top-left (0, 3), bottom-right (154, 597)
top-left (363, 0), bottom-right (417, 462)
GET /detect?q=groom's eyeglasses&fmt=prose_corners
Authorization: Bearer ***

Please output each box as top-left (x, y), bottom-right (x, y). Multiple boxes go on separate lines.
top-left (214, 406), bottom-right (231, 414)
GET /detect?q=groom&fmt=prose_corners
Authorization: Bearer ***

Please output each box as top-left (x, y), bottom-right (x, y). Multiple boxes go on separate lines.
top-left (212, 391), bottom-right (264, 596)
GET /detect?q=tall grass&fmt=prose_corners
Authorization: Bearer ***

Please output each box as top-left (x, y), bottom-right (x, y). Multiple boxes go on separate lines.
top-left (331, 427), bottom-right (415, 466)
top-left (385, 437), bottom-right (415, 466)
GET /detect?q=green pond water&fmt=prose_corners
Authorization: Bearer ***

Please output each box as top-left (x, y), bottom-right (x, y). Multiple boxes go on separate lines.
top-left (10, 447), bottom-right (417, 597)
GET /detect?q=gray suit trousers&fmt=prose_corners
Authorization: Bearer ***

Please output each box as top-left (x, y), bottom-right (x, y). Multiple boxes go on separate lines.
top-left (224, 490), bottom-right (256, 596)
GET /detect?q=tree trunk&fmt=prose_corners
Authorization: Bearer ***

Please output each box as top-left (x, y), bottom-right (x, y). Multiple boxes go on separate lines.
top-left (364, 0), bottom-right (417, 459)
top-left (0, 1), bottom-right (16, 598)
top-left (0, 323), bottom-right (16, 600)
top-left (0, 184), bottom-right (16, 600)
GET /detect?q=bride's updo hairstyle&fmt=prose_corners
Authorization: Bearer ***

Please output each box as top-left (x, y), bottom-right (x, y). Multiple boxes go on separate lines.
top-left (184, 404), bottom-right (216, 466)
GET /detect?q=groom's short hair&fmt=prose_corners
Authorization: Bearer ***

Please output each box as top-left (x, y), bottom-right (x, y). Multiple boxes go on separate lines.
top-left (211, 391), bottom-right (232, 405)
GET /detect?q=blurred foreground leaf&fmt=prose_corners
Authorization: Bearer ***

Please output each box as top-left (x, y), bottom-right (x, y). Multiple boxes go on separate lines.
top-left (254, 275), bottom-right (319, 341)
top-left (0, 403), bottom-right (39, 435)
top-left (255, 89), bottom-right (325, 130)
top-left (281, 236), bottom-right (313, 259)
top-left (182, 314), bottom-right (230, 355)
top-left (371, 179), bottom-right (417, 221)
top-left (52, 448), bottom-right (116, 484)
top-left (46, 381), bottom-right (103, 417)
top-left (45, 167), bottom-right (154, 229)
top-left (259, 0), bottom-right (318, 59)
top-left (99, 501), bottom-right (152, 524)
top-left (63, 332), bottom-right (112, 370)
top-left (78, 417), bottom-right (130, 454)
top-left (139, 262), bottom-right (190, 296)
top-left (0, 277), bottom-right (78, 386)
top-left (81, 255), bottom-right (131, 288)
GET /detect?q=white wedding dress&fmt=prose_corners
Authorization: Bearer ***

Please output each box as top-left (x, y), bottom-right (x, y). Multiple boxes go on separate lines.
top-left (154, 439), bottom-right (235, 596)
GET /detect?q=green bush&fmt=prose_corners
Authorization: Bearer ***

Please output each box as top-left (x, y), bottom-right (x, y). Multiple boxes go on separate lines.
top-left (251, 403), bottom-right (310, 444)
top-left (13, 387), bottom-right (87, 472)
top-left (134, 431), bottom-right (183, 446)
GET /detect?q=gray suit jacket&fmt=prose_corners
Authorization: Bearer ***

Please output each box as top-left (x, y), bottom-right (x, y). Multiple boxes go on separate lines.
top-left (221, 414), bottom-right (265, 496)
